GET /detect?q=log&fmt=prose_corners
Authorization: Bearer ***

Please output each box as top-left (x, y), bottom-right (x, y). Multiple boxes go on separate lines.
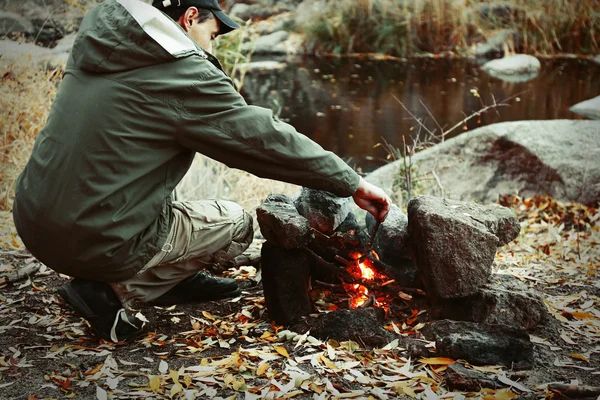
top-left (548, 383), bottom-right (600, 399)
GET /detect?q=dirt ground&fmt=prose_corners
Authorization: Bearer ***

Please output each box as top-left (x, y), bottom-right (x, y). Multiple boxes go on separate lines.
top-left (0, 195), bottom-right (599, 400)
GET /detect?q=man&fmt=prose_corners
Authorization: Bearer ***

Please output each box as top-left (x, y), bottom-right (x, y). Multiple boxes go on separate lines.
top-left (12, 0), bottom-right (391, 342)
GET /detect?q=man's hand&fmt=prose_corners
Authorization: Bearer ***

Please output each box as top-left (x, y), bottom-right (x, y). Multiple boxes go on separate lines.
top-left (352, 177), bottom-right (391, 222)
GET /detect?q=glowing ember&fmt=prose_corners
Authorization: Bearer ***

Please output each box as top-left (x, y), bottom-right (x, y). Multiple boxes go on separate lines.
top-left (349, 284), bottom-right (369, 308)
top-left (357, 261), bottom-right (375, 280)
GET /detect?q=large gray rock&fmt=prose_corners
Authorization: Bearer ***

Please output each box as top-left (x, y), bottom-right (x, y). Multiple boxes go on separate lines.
top-left (365, 204), bottom-right (410, 260)
top-left (431, 274), bottom-right (548, 330)
top-left (408, 196), bottom-right (518, 299)
top-left (570, 95), bottom-right (600, 120)
top-left (482, 54), bottom-right (541, 82)
top-left (250, 30), bottom-right (289, 54)
top-left (0, 11), bottom-right (34, 36)
top-left (367, 120), bottom-right (600, 207)
top-left (421, 320), bottom-right (534, 369)
top-left (256, 194), bottom-right (311, 249)
top-left (294, 188), bottom-right (350, 233)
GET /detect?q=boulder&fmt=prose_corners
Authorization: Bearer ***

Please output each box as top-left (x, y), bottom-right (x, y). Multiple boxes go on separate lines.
top-left (482, 54), bottom-right (541, 82)
top-left (294, 188), bottom-right (350, 233)
top-left (249, 30), bottom-right (289, 54)
top-left (569, 95), bottom-right (600, 120)
top-left (365, 204), bottom-right (410, 261)
top-left (408, 196), bottom-right (508, 299)
top-left (421, 320), bottom-right (534, 369)
top-left (367, 120), bottom-right (600, 207)
top-left (239, 60), bottom-right (287, 72)
top-left (256, 194), bottom-right (311, 249)
top-left (295, 0), bottom-right (326, 28)
top-left (430, 274), bottom-right (548, 330)
top-left (291, 307), bottom-right (396, 348)
top-left (0, 11), bottom-right (34, 36)
top-left (229, 3), bottom-right (288, 21)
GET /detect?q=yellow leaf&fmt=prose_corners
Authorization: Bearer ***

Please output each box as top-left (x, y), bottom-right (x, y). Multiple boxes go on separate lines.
top-left (495, 388), bottom-right (517, 399)
top-left (183, 375), bottom-right (192, 387)
top-left (568, 353), bottom-right (589, 362)
top-left (232, 380), bottom-right (247, 391)
top-left (256, 363), bottom-right (269, 376)
top-left (418, 357), bottom-right (455, 365)
top-left (260, 331), bottom-right (272, 339)
top-left (149, 375), bottom-right (161, 393)
top-left (274, 346), bottom-right (289, 358)
top-left (192, 320), bottom-right (201, 330)
top-left (170, 383), bottom-right (183, 398)
top-left (65, 393), bottom-right (76, 398)
top-left (403, 386), bottom-right (417, 398)
top-left (169, 370), bottom-right (179, 384)
top-left (569, 311), bottom-right (595, 319)
top-left (202, 311), bottom-right (215, 320)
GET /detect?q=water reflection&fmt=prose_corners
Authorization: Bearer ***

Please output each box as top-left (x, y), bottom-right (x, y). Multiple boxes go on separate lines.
top-left (241, 57), bottom-right (600, 172)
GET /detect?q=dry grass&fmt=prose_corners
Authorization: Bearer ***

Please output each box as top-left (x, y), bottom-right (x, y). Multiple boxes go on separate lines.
top-left (301, 0), bottom-right (600, 57)
top-left (177, 155), bottom-right (299, 215)
top-left (0, 60), bottom-right (61, 211)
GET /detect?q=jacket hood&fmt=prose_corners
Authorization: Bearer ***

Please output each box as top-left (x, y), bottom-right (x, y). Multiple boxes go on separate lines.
top-left (70, 0), bottom-right (206, 73)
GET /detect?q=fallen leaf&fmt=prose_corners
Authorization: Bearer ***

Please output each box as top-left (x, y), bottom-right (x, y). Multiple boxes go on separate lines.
top-left (418, 357), bottom-right (455, 365)
top-left (274, 346), bottom-right (289, 358)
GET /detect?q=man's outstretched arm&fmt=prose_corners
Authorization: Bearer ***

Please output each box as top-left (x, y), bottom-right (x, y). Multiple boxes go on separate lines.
top-left (175, 61), bottom-right (390, 220)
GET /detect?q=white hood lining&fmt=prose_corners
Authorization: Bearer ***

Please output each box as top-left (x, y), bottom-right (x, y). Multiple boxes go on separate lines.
top-left (116, 0), bottom-right (203, 57)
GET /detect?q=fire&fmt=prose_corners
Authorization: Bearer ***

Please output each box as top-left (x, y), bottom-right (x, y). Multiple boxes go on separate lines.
top-left (349, 284), bottom-right (369, 308)
top-left (344, 251), bottom-right (389, 310)
top-left (357, 261), bottom-right (375, 280)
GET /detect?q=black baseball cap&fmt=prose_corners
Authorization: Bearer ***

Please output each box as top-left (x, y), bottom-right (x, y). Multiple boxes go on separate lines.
top-left (152, 0), bottom-right (240, 35)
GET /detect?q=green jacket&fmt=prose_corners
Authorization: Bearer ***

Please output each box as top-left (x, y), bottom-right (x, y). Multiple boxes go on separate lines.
top-left (13, 0), bottom-right (360, 281)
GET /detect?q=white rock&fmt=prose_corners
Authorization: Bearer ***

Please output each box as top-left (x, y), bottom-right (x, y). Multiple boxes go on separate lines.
top-left (482, 54), bottom-right (541, 82)
top-left (229, 3), bottom-right (250, 19)
top-left (570, 95), bottom-right (600, 120)
top-left (240, 60), bottom-right (287, 72)
top-left (367, 120), bottom-right (600, 206)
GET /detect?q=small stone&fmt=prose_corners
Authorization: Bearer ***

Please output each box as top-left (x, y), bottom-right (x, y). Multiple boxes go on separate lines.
top-left (430, 274), bottom-right (548, 330)
top-left (422, 320), bottom-right (534, 369)
top-left (256, 194), bottom-right (311, 249)
top-left (294, 187), bottom-right (350, 233)
top-left (291, 307), bottom-right (395, 348)
top-left (445, 363), bottom-right (500, 391)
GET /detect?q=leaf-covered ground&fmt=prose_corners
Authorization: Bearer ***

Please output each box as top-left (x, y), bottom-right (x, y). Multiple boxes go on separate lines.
top-left (0, 195), bottom-right (598, 400)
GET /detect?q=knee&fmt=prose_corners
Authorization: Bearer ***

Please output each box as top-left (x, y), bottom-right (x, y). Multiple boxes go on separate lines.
top-left (233, 210), bottom-right (254, 251)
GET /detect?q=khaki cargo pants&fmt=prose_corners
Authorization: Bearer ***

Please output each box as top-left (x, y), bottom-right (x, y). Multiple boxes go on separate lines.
top-left (111, 200), bottom-right (253, 308)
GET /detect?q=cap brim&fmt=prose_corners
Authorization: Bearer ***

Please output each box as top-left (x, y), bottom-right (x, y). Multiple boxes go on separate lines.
top-left (213, 9), bottom-right (240, 35)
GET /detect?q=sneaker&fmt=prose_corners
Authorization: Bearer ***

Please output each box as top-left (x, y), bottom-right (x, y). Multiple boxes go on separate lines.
top-left (57, 279), bottom-right (145, 342)
top-left (151, 271), bottom-right (241, 306)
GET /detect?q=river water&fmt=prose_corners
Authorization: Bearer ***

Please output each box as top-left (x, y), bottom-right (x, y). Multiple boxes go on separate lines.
top-left (241, 57), bottom-right (600, 172)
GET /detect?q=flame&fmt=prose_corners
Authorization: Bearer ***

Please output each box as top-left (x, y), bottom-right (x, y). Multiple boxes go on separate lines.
top-left (357, 261), bottom-right (375, 280)
top-left (349, 284), bottom-right (369, 308)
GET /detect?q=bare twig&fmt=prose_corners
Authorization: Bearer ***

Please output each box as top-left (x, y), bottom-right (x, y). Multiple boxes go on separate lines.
top-left (0, 264), bottom-right (40, 285)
